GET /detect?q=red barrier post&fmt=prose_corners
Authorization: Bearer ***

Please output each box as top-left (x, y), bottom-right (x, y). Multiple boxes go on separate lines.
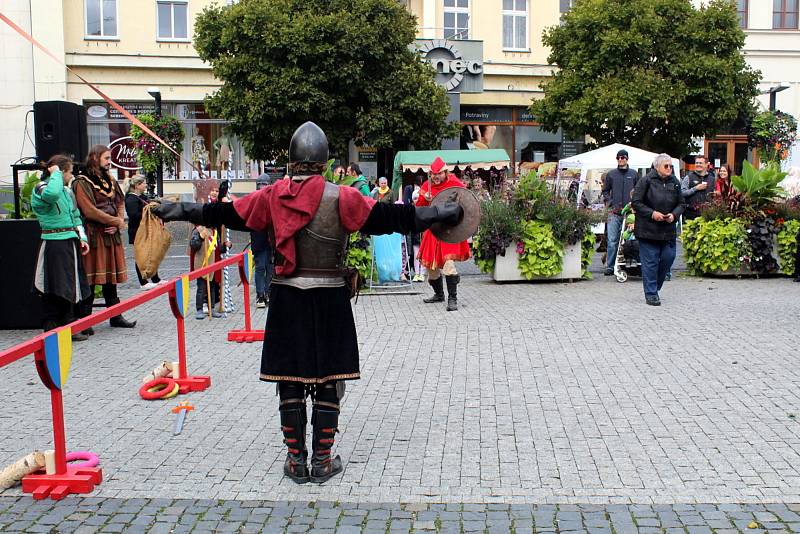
top-left (21, 343), bottom-right (102, 500)
top-left (168, 275), bottom-right (210, 393)
top-left (228, 250), bottom-right (264, 343)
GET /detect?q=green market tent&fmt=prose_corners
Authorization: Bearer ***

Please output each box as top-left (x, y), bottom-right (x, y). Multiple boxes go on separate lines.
top-left (392, 149), bottom-right (510, 194)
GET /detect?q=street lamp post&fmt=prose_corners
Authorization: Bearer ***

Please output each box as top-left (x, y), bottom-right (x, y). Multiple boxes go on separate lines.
top-left (765, 82), bottom-right (789, 112)
top-left (147, 87), bottom-right (163, 198)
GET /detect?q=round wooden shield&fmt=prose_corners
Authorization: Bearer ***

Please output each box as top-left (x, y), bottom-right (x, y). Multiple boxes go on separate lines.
top-left (430, 187), bottom-right (481, 244)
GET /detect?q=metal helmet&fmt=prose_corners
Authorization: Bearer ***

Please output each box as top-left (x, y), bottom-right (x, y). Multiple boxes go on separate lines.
top-left (289, 121), bottom-right (329, 165)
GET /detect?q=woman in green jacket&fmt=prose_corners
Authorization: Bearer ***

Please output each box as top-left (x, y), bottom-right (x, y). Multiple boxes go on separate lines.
top-left (31, 155), bottom-right (91, 340)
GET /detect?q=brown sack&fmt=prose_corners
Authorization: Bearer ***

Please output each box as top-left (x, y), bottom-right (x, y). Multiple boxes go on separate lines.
top-left (134, 203), bottom-right (172, 279)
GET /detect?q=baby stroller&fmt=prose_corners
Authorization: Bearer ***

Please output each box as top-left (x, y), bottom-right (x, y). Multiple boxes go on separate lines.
top-left (614, 204), bottom-right (641, 283)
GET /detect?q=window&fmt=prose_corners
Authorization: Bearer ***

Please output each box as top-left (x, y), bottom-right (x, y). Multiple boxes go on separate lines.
top-left (559, 0), bottom-right (575, 13)
top-left (773, 0), bottom-right (798, 29)
top-left (85, 0), bottom-right (117, 38)
top-left (503, 0), bottom-right (528, 50)
top-left (443, 0), bottom-right (469, 40)
top-left (157, 1), bottom-right (189, 40)
top-left (737, 0), bottom-right (748, 28)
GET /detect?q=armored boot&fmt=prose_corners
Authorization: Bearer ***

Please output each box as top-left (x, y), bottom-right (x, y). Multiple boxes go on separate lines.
top-left (310, 403), bottom-right (343, 483)
top-left (423, 277), bottom-right (445, 303)
top-left (279, 400), bottom-right (310, 484)
top-left (445, 274), bottom-right (459, 311)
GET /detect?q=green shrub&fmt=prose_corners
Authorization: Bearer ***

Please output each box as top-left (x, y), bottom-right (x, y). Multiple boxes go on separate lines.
top-left (581, 231), bottom-right (597, 279)
top-left (517, 220), bottom-right (564, 279)
top-left (1, 172), bottom-right (40, 219)
top-left (471, 234), bottom-right (496, 274)
top-left (346, 233), bottom-right (371, 287)
top-left (682, 218), bottom-right (750, 275)
top-left (472, 193), bottom-right (521, 270)
top-left (731, 161), bottom-right (787, 211)
top-left (777, 219), bottom-right (800, 276)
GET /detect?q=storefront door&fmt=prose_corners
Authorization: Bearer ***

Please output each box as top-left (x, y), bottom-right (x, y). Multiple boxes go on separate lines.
top-left (705, 136), bottom-right (751, 175)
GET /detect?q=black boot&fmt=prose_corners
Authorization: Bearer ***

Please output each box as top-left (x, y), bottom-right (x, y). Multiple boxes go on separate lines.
top-left (280, 401), bottom-right (310, 484)
top-left (445, 274), bottom-right (459, 311)
top-left (310, 404), bottom-right (343, 483)
top-left (110, 315), bottom-right (137, 328)
top-left (423, 277), bottom-right (445, 303)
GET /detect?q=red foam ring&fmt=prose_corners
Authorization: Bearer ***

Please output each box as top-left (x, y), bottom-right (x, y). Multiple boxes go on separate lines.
top-left (22, 466), bottom-right (103, 500)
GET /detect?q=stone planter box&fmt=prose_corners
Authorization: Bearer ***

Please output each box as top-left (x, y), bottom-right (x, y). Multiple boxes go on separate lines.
top-left (493, 243), bottom-right (582, 282)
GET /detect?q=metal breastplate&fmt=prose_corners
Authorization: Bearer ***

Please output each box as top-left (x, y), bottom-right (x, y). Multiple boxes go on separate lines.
top-left (272, 182), bottom-right (348, 289)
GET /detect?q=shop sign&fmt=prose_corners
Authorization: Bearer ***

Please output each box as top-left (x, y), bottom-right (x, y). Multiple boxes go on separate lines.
top-left (414, 39), bottom-right (484, 93)
top-left (108, 102), bottom-right (156, 120)
top-left (358, 147), bottom-right (377, 162)
top-left (87, 105), bottom-right (108, 119)
top-left (108, 136), bottom-right (140, 171)
top-left (460, 107), bottom-right (513, 123)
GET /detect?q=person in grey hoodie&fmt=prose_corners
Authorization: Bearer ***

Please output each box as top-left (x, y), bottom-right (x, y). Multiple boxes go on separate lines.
top-left (681, 154), bottom-right (716, 220)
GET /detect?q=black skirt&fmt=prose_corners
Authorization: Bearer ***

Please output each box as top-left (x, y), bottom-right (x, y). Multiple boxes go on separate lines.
top-left (33, 238), bottom-right (91, 304)
top-left (259, 284), bottom-right (360, 384)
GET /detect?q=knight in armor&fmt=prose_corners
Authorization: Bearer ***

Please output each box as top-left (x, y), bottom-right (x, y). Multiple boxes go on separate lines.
top-left (416, 156), bottom-right (472, 311)
top-left (152, 122), bottom-right (463, 484)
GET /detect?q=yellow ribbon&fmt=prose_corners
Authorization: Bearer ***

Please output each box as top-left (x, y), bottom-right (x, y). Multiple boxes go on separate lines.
top-left (202, 229), bottom-right (218, 267)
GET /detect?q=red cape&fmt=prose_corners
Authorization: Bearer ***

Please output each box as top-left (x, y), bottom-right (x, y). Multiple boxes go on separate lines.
top-left (233, 176), bottom-right (375, 275)
top-left (415, 174), bottom-right (471, 269)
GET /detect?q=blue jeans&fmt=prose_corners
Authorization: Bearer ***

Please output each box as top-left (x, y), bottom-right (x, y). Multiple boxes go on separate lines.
top-left (605, 213), bottom-right (623, 270)
top-left (638, 238), bottom-right (676, 297)
top-left (253, 245), bottom-right (273, 297)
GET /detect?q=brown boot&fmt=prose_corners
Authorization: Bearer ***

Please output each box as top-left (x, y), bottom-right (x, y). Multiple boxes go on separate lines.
top-left (310, 404), bottom-right (343, 483)
top-left (280, 401), bottom-right (310, 484)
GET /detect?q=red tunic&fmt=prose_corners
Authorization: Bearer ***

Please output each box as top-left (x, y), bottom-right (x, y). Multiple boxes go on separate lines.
top-left (415, 174), bottom-right (472, 270)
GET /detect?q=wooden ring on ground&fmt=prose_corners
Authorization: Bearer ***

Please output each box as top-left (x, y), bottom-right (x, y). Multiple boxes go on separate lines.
top-left (139, 378), bottom-right (177, 400)
top-left (65, 451), bottom-right (100, 468)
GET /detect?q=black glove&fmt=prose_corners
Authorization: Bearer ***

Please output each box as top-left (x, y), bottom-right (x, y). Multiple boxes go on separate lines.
top-left (414, 202), bottom-right (463, 232)
top-left (150, 201), bottom-right (205, 225)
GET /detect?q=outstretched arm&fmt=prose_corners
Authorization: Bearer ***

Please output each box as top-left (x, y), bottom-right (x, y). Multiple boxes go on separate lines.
top-left (151, 201), bottom-right (252, 231)
top-left (359, 201), bottom-right (461, 236)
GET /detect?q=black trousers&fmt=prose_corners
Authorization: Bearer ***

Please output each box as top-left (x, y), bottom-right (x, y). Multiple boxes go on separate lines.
top-left (41, 294), bottom-right (75, 330)
top-left (135, 265), bottom-right (161, 286)
top-left (80, 283), bottom-right (120, 317)
top-left (196, 279), bottom-right (220, 311)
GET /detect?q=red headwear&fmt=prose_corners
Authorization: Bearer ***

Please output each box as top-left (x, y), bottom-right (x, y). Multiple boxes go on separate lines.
top-left (430, 156), bottom-right (446, 174)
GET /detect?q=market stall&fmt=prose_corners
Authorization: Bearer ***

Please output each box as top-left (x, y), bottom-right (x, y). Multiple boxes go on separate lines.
top-left (392, 149), bottom-right (510, 194)
top-left (557, 143), bottom-right (681, 211)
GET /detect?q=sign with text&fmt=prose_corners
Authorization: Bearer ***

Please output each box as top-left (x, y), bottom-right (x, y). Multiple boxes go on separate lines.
top-left (414, 39), bottom-right (483, 93)
top-left (108, 136), bottom-right (139, 171)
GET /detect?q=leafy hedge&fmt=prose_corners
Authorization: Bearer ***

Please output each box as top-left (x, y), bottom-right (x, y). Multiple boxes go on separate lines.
top-left (777, 219), bottom-right (800, 276)
top-left (682, 218), bottom-right (750, 275)
top-left (517, 221), bottom-right (564, 279)
top-left (581, 231), bottom-right (597, 279)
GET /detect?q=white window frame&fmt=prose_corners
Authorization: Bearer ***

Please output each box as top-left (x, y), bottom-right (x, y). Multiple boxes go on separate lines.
top-left (443, 0), bottom-right (469, 40)
top-left (502, 0), bottom-right (529, 52)
top-left (156, 1), bottom-right (190, 42)
top-left (85, 0), bottom-right (119, 40)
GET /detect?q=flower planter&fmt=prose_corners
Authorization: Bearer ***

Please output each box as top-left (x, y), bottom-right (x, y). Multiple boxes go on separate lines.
top-left (493, 243), bottom-right (582, 282)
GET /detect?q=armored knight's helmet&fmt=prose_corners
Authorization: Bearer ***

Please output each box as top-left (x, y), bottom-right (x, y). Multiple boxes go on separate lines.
top-left (289, 121), bottom-right (329, 166)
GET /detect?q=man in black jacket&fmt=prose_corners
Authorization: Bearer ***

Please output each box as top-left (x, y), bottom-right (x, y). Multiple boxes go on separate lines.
top-left (601, 149), bottom-right (639, 275)
top-left (681, 154), bottom-right (716, 220)
top-left (631, 154), bottom-right (685, 306)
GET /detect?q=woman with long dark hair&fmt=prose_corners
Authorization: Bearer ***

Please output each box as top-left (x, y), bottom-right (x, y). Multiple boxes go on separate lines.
top-left (31, 155), bottom-right (91, 341)
top-left (73, 144), bottom-right (136, 328)
top-left (125, 175), bottom-right (161, 289)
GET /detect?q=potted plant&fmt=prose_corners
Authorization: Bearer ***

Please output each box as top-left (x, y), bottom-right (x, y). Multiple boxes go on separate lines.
top-left (473, 171), bottom-right (601, 281)
top-left (748, 110), bottom-right (797, 166)
top-left (682, 161), bottom-right (796, 276)
top-left (130, 113), bottom-right (185, 177)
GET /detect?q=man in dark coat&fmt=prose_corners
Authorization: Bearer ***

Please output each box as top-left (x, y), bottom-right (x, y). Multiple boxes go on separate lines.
top-left (152, 122), bottom-right (461, 484)
top-left (601, 149), bottom-right (639, 275)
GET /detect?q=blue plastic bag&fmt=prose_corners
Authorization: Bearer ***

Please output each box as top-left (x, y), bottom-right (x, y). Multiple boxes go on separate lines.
top-left (373, 233), bottom-right (403, 283)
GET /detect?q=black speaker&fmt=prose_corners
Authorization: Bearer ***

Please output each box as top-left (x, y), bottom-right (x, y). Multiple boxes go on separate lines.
top-left (33, 100), bottom-right (89, 163)
top-left (0, 220), bottom-right (43, 329)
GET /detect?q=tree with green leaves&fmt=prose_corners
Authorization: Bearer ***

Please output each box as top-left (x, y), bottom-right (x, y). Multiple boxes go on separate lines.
top-left (194, 0), bottom-right (458, 161)
top-left (530, 0), bottom-right (760, 155)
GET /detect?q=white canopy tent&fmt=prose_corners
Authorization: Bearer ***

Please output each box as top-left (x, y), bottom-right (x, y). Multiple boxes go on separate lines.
top-left (558, 143), bottom-right (681, 210)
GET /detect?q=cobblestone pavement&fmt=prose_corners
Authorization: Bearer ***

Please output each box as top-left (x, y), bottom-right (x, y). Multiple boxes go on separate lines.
top-left (1, 227), bottom-right (799, 531)
top-left (4, 497), bottom-right (800, 533)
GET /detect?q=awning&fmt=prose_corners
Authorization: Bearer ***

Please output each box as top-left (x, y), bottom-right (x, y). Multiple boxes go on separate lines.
top-left (392, 149), bottom-right (510, 192)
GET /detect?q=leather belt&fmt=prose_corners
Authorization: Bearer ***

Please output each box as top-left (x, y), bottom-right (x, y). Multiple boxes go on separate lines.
top-left (41, 227), bottom-right (77, 235)
top-left (292, 268), bottom-right (344, 278)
